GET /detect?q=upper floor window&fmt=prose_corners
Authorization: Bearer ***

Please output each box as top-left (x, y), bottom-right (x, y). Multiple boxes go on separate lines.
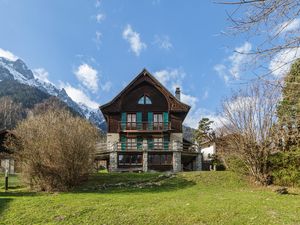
top-left (138, 95), bottom-right (152, 105)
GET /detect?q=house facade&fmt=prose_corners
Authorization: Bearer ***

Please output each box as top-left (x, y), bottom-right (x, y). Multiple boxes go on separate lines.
top-left (98, 69), bottom-right (202, 172)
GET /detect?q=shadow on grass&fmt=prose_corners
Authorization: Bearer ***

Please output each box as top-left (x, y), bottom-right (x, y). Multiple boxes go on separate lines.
top-left (73, 175), bottom-right (196, 194)
top-left (0, 198), bottom-right (13, 218)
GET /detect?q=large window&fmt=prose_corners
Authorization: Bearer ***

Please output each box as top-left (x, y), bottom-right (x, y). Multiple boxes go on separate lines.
top-left (148, 154), bottom-right (172, 165)
top-left (127, 113), bottom-right (136, 130)
top-left (138, 95), bottom-right (152, 105)
top-left (118, 154), bottom-right (143, 166)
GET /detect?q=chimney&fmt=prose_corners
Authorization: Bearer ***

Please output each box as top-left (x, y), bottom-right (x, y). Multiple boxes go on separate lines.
top-left (175, 87), bottom-right (181, 101)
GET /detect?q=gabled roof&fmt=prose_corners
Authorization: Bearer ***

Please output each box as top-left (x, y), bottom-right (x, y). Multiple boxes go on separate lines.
top-left (100, 68), bottom-right (191, 114)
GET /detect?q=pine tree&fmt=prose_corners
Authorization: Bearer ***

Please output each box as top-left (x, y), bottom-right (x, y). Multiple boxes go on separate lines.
top-left (193, 118), bottom-right (215, 144)
top-left (277, 59), bottom-right (300, 151)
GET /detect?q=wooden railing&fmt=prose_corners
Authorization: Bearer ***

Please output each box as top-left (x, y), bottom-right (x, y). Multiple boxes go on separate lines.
top-left (118, 122), bottom-right (171, 132)
top-left (95, 141), bottom-right (200, 154)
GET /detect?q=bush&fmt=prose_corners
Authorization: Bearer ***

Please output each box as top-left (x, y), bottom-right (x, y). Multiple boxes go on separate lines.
top-left (226, 156), bottom-right (249, 176)
top-left (11, 109), bottom-right (100, 191)
top-left (269, 148), bottom-right (300, 187)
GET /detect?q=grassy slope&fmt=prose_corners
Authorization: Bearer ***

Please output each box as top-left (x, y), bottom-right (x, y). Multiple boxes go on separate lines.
top-left (0, 172), bottom-right (300, 225)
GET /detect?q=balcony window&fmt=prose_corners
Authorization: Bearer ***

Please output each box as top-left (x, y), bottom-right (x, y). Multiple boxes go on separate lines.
top-left (153, 114), bottom-right (163, 130)
top-left (127, 113), bottom-right (136, 130)
top-left (153, 137), bottom-right (163, 150)
top-left (127, 138), bottom-right (136, 150)
top-left (138, 95), bottom-right (152, 105)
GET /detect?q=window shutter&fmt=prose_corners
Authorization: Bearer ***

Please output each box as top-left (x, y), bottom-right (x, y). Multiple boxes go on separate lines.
top-left (147, 137), bottom-right (154, 150)
top-left (164, 134), bottom-right (170, 150)
top-left (137, 136), bottom-right (143, 150)
top-left (163, 112), bottom-right (169, 130)
top-left (148, 112), bottom-right (153, 130)
top-left (137, 112), bottom-right (142, 130)
top-left (121, 112), bottom-right (126, 130)
top-left (121, 135), bottom-right (126, 151)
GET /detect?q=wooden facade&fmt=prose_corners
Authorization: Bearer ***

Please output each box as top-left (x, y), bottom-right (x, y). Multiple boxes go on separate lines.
top-left (99, 69), bottom-right (201, 172)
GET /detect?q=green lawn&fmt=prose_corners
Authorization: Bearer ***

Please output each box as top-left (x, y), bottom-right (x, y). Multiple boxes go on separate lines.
top-left (1, 171), bottom-right (300, 225)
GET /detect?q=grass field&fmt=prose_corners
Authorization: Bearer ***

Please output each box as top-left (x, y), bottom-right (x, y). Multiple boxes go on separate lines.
top-left (1, 171), bottom-right (300, 225)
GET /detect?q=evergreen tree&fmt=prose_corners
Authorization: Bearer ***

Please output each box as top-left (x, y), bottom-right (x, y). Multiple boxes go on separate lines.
top-left (193, 118), bottom-right (215, 144)
top-left (277, 59), bottom-right (300, 151)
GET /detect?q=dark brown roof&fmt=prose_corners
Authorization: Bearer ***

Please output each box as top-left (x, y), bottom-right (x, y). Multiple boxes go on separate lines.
top-left (100, 68), bottom-right (191, 113)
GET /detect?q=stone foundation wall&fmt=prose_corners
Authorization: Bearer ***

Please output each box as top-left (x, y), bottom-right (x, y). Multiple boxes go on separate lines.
top-left (173, 151), bottom-right (182, 172)
top-left (109, 152), bottom-right (118, 172)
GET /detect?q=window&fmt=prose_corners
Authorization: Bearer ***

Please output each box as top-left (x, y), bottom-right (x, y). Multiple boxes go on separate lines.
top-left (127, 138), bottom-right (136, 150)
top-left (153, 114), bottom-right (163, 130)
top-left (148, 154), bottom-right (172, 165)
top-left (127, 113), bottom-right (136, 130)
top-left (118, 154), bottom-right (143, 166)
top-left (153, 137), bottom-right (163, 150)
top-left (138, 95), bottom-right (152, 105)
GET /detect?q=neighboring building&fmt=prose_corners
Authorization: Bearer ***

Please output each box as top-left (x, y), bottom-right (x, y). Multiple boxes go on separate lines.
top-left (200, 140), bottom-right (216, 171)
top-left (0, 129), bottom-right (15, 174)
top-left (97, 69), bottom-right (202, 172)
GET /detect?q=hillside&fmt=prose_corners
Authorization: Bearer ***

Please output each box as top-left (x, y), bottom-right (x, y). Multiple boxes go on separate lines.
top-left (0, 57), bottom-right (106, 131)
top-left (1, 171), bottom-right (300, 225)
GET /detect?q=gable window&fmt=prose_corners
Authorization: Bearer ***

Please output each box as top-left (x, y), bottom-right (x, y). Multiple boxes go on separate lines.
top-left (138, 95), bottom-right (152, 105)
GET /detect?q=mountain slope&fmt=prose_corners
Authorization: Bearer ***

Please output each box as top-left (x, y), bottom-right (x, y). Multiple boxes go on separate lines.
top-left (0, 57), bottom-right (106, 131)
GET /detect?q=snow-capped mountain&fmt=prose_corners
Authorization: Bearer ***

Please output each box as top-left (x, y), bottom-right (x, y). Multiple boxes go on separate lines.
top-left (0, 57), bottom-right (106, 131)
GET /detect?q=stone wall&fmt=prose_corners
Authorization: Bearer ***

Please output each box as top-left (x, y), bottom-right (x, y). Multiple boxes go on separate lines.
top-left (173, 151), bottom-right (182, 172)
top-left (109, 152), bottom-right (118, 172)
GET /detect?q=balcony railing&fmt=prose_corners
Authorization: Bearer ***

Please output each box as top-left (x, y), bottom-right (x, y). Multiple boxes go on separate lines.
top-left (95, 141), bottom-right (200, 154)
top-left (118, 122), bottom-right (171, 132)
top-left (117, 141), bottom-right (172, 151)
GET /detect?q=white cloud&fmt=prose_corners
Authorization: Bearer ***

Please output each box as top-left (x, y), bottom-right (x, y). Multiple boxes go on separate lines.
top-left (153, 35), bottom-right (173, 50)
top-left (59, 83), bottom-right (99, 109)
top-left (33, 68), bottom-right (51, 83)
top-left (154, 68), bottom-right (185, 88)
top-left (183, 107), bottom-right (224, 129)
top-left (269, 48), bottom-right (300, 77)
top-left (214, 64), bottom-right (229, 84)
top-left (96, 13), bottom-right (105, 23)
top-left (214, 42), bottom-right (252, 83)
top-left (122, 24), bottom-right (147, 56)
top-left (74, 63), bottom-right (99, 93)
top-left (0, 48), bottom-right (18, 61)
top-left (276, 18), bottom-right (300, 34)
top-left (101, 81), bottom-right (112, 92)
top-left (228, 42), bottom-right (252, 79)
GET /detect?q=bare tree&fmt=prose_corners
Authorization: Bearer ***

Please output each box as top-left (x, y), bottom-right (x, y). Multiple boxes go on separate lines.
top-left (10, 109), bottom-right (100, 191)
top-left (217, 0), bottom-right (300, 79)
top-left (0, 96), bottom-right (24, 130)
top-left (218, 82), bottom-right (280, 184)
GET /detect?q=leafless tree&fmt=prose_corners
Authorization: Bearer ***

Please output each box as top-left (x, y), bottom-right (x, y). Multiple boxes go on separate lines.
top-left (9, 109), bottom-right (100, 191)
top-left (218, 82), bottom-right (280, 184)
top-left (0, 96), bottom-right (24, 130)
top-left (217, 0), bottom-right (300, 80)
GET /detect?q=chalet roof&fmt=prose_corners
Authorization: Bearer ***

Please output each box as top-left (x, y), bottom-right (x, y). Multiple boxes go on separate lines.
top-left (100, 68), bottom-right (191, 114)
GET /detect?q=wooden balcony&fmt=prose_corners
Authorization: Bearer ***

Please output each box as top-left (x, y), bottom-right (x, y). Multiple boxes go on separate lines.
top-left (118, 122), bottom-right (171, 132)
top-left (95, 141), bottom-right (200, 155)
top-left (117, 141), bottom-right (172, 151)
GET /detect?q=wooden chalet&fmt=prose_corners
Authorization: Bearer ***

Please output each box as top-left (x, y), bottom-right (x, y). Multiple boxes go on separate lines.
top-left (98, 69), bottom-right (202, 172)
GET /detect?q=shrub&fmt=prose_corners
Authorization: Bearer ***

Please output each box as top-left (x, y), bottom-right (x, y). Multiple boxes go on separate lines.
top-left (269, 148), bottom-right (300, 187)
top-left (11, 109), bottom-right (100, 191)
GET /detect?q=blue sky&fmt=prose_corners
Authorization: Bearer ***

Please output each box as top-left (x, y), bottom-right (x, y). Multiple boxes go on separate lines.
top-left (0, 0), bottom-right (294, 128)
